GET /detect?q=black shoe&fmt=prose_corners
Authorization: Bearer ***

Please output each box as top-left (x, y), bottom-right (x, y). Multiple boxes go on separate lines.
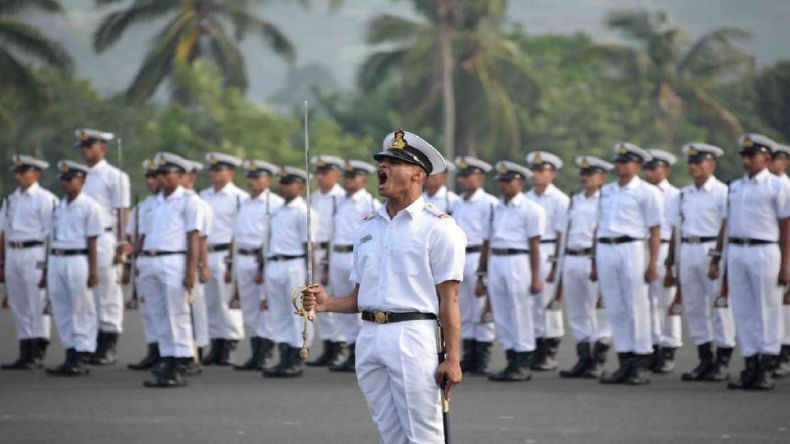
top-left (327, 342), bottom-right (348, 368)
top-left (533, 338), bottom-right (560, 371)
top-left (278, 347), bottom-right (305, 378)
top-left (584, 341), bottom-right (610, 379)
top-left (648, 345), bottom-right (662, 372)
top-left (201, 339), bottom-right (222, 366)
top-left (560, 342), bottom-right (591, 379)
top-left (144, 357), bottom-right (188, 388)
top-left (46, 349), bottom-right (91, 377)
top-left (306, 340), bottom-right (334, 367)
top-left (235, 337), bottom-right (264, 371)
top-left (91, 332), bottom-right (118, 365)
top-left (703, 346), bottom-right (732, 382)
top-left (33, 338), bottom-right (49, 368)
top-left (600, 353), bottom-right (633, 384)
top-left (751, 354), bottom-right (775, 391)
top-left (727, 355), bottom-right (758, 390)
top-left (625, 354), bottom-right (652, 385)
top-left (329, 343), bottom-right (356, 372)
top-left (262, 343), bottom-right (290, 377)
top-left (216, 340), bottom-right (237, 366)
top-left (1, 339), bottom-right (35, 370)
top-left (182, 358), bottom-right (203, 377)
top-left (682, 342), bottom-right (714, 381)
top-left (128, 343), bottom-right (160, 370)
top-left (653, 347), bottom-right (676, 374)
top-left (471, 341), bottom-right (493, 376)
top-left (460, 339), bottom-right (477, 373)
top-left (772, 345), bottom-right (790, 379)
top-left (489, 350), bottom-right (532, 382)
top-left (530, 338), bottom-right (545, 370)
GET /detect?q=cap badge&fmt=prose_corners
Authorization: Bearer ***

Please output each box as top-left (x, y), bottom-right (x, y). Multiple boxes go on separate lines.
top-left (317, 158), bottom-right (327, 167)
top-left (147, 161), bottom-right (156, 171)
top-left (533, 153), bottom-right (543, 164)
top-left (458, 159), bottom-right (468, 169)
top-left (280, 168), bottom-right (288, 177)
top-left (688, 146), bottom-right (699, 156)
top-left (389, 130), bottom-right (406, 150)
top-left (80, 131), bottom-right (89, 141)
top-left (14, 159), bottom-right (23, 167)
top-left (209, 155), bottom-right (218, 165)
top-left (498, 164), bottom-right (508, 174)
top-left (743, 137), bottom-right (754, 148)
top-left (61, 165), bottom-right (70, 173)
top-left (248, 162), bottom-right (259, 171)
top-left (159, 157), bottom-right (167, 166)
top-left (345, 162), bottom-right (354, 172)
top-left (580, 158), bottom-right (590, 169)
top-left (618, 144), bottom-right (628, 155)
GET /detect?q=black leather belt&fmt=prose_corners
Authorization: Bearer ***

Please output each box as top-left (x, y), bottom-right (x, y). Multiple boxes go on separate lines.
top-left (104, 227), bottom-right (113, 233)
top-left (361, 311), bottom-right (438, 324)
top-left (50, 249), bottom-right (88, 256)
top-left (141, 250), bottom-right (185, 257)
top-left (660, 240), bottom-right (670, 244)
top-left (598, 236), bottom-right (639, 245)
top-left (566, 248), bottom-right (592, 256)
top-left (316, 242), bottom-right (330, 250)
top-left (207, 243), bottom-right (231, 252)
top-left (267, 254), bottom-right (305, 262)
top-left (238, 248), bottom-right (261, 256)
top-left (682, 236), bottom-right (717, 244)
top-left (333, 245), bottom-right (353, 253)
top-left (466, 245), bottom-right (482, 254)
top-left (7, 240), bottom-right (44, 249)
top-left (492, 248), bottom-right (529, 256)
top-left (729, 238), bottom-right (777, 246)
top-left (540, 239), bottom-right (556, 244)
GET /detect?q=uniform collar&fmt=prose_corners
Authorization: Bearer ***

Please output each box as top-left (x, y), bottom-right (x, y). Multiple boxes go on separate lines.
top-left (319, 184), bottom-right (344, 196)
top-left (251, 188), bottom-right (273, 202)
top-left (618, 175), bottom-right (642, 190)
top-left (580, 189), bottom-right (600, 200)
top-left (657, 179), bottom-right (670, 190)
top-left (425, 185), bottom-right (447, 199)
top-left (379, 195), bottom-right (425, 221)
top-left (744, 168), bottom-right (770, 184)
top-left (158, 186), bottom-right (185, 202)
top-left (284, 196), bottom-right (305, 208)
top-left (211, 182), bottom-right (238, 195)
top-left (463, 187), bottom-right (485, 202)
top-left (347, 188), bottom-right (368, 202)
top-left (529, 183), bottom-right (558, 198)
top-left (15, 182), bottom-right (40, 196)
top-left (64, 192), bottom-right (86, 207)
top-left (694, 175), bottom-right (717, 192)
top-left (88, 159), bottom-right (108, 172)
top-left (501, 191), bottom-right (526, 207)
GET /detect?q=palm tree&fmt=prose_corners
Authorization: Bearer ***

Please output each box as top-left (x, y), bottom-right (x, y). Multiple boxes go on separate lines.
top-left (93, 0), bottom-right (297, 104)
top-left (589, 9), bottom-right (753, 144)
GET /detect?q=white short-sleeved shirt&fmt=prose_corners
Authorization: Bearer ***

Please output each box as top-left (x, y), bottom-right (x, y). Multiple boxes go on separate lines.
top-left (235, 189), bottom-right (284, 249)
top-left (351, 197), bottom-right (467, 316)
top-left (184, 189), bottom-right (213, 239)
top-left (450, 187), bottom-right (498, 247)
top-left (676, 176), bottom-right (728, 238)
top-left (597, 177), bottom-right (663, 239)
top-left (142, 186), bottom-right (201, 252)
top-left (564, 190), bottom-right (600, 250)
top-left (267, 196), bottom-right (319, 257)
top-left (526, 184), bottom-right (570, 241)
top-left (312, 184), bottom-right (345, 244)
top-left (654, 179), bottom-right (680, 240)
top-left (333, 189), bottom-right (381, 246)
top-left (423, 185), bottom-right (460, 214)
top-left (0, 182), bottom-right (58, 242)
top-left (490, 192), bottom-right (546, 250)
top-left (200, 182), bottom-right (248, 246)
top-left (51, 193), bottom-right (103, 249)
top-left (728, 168), bottom-right (790, 242)
top-left (125, 194), bottom-right (158, 239)
top-left (83, 159), bottom-right (131, 230)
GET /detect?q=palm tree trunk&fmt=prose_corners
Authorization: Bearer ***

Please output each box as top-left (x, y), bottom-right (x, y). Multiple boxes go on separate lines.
top-left (438, 0), bottom-right (457, 163)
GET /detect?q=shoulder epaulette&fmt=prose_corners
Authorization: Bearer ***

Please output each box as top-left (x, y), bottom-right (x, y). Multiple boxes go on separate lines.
top-left (424, 203), bottom-right (450, 219)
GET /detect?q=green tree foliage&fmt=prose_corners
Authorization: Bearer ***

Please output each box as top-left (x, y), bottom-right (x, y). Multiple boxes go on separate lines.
top-left (754, 61), bottom-right (790, 143)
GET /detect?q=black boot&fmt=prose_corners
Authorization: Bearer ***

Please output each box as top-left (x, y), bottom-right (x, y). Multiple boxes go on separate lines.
top-left (704, 347), bottom-right (733, 381)
top-left (727, 355), bottom-right (758, 390)
top-left (262, 343), bottom-right (290, 377)
top-left (653, 347), bottom-right (676, 374)
top-left (1, 339), bottom-right (35, 370)
top-left (235, 338), bottom-right (264, 371)
top-left (772, 345), bottom-right (790, 379)
top-left (128, 343), bottom-right (160, 371)
top-left (328, 342), bottom-right (349, 368)
top-left (560, 342), bottom-right (592, 379)
top-left (460, 339), bottom-right (477, 373)
top-left (201, 339), bottom-right (222, 366)
top-left (216, 340), bottom-right (237, 366)
top-left (489, 350), bottom-right (532, 382)
top-left (329, 343), bottom-right (356, 372)
top-left (279, 347), bottom-right (305, 378)
top-left (751, 354), bottom-right (776, 390)
top-left (682, 342), bottom-right (714, 381)
top-left (259, 339), bottom-right (275, 369)
top-left (182, 356), bottom-right (203, 377)
top-left (584, 341), bottom-right (610, 379)
top-left (306, 340), bottom-right (334, 367)
top-left (530, 338), bottom-right (545, 370)
top-left (625, 354), bottom-right (651, 385)
top-left (144, 357), bottom-right (188, 388)
top-left (533, 338), bottom-right (560, 371)
top-left (91, 332), bottom-right (118, 365)
top-left (648, 345), bottom-right (662, 372)
top-left (33, 338), bottom-right (49, 368)
top-left (47, 349), bottom-right (91, 376)
top-left (471, 341), bottom-right (493, 376)
top-left (600, 352), bottom-right (633, 384)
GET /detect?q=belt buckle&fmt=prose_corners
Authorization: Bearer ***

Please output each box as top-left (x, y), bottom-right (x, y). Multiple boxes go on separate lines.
top-left (374, 311), bottom-right (389, 324)
top-left (275, 255), bottom-right (284, 261)
top-left (146, 251), bottom-right (157, 257)
top-left (690, 237), bottom-right (699, 243)
top-left (53, 250), bottom-right (63, 257)
top-left (743, 239), bottom-right (752, 246)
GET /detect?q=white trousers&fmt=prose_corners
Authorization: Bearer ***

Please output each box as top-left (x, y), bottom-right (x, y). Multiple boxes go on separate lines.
top-left (562, 255), bottom-right (611, 343)
top-left (5, 246), bottom-right (50, 339)
top-left (139, 255), bottom-right (193, 358)
top-left (329, 250), bottom-right (361, 344)
top-left (94, 232), bottom-right (123, 333)
top-left (205, 251), bottom-right (244, 340)
top-left (727, 244), bottom-right (784, 356)
top-left (134, 257), bottom-right (158, 344)
top-left (48, 255), bottom-right (97, 352)
top-left (459, 251), bottom-right (495, 342)
top-left (265, 258), bottom-right (312, 348)
top-left (596, 241), bottom-right (652, 354)
top-left (191, 281), bottom-right (209, 348)
top-left (235, 254), bottom-right (272, 340)
top-left (534, 243), bottom-right (564, 339)
top-left (784, 303), bottom-right (790, 346)
top-left (488, 254), bottom-right (535, 353)
top-left (314, 247), bottom-right (337, 342)
top-left (679, 242), bottom-right (736, 348)
top-left (356, 320), bottom-right (443, 444)
top-left (648, 243), bottom-right (683, 348)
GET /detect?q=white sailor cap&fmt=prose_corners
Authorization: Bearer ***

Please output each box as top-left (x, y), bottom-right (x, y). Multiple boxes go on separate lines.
top-left (575, 155), bottom-right (613, 174)
top-left (681, 143), bottom-right (724, 162)
top-left (772, 143), bottom-right (790, 160)
top-left (738, 133), bottom-right (776, 155)
top-left (205, 152), bottom-right (243, 170)
top-left (312, 155), bottom-right (345, 171)
top-left (454, 156), bottom-right (492, 175)
top-left (57, 160), bottom-right (90, 179)
top-left (495, 161), bottom-right (533, 181)
top-left (142, 159), bottom-right (158, 176)
top-left (154, 152), bottom-right (191, 173)
top-left (645, 149), bottom-right (677, 168)
top-left (526, 151), bottom-right (563, 170)
top-left (374, 130), bottom-right (447, 176)
top-left (74, 128), bottom-right (114, 147)
top-left (278, 166), bottom-right (308, 184)
top-left (343, 159), bottom-right (376, 176)
top-left (10, 154), bottom-right (49, 172)
top-left (443, 161), bottom-right (456, 174)
top-left (186, 160), bottom-right (204, 173)
top-left (244, 159), bottom-right (279, 177)
top-left (613, 142), bottom-right (652, 164)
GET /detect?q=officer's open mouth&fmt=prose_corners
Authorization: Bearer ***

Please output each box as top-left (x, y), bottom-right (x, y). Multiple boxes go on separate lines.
top-left (378, 170), bottom-right (388, 185)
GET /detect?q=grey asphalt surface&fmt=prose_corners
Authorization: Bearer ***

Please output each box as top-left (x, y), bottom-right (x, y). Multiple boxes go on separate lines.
top-left (1, 308), bottom-right (789, 444)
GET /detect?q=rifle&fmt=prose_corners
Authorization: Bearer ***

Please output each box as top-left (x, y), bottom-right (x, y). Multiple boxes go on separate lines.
top-left (41, 199), bottom-right (56, 315)
top-left (547, 195), bottom-right (574, 311)
top-left (229, 195), bottom-right (242, 310)
top-left (125, 195), bottom-right (140, 310)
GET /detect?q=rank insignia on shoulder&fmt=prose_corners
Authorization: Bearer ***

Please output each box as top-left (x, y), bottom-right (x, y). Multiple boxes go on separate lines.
top-left (424, 203), bottom-right (448, 218)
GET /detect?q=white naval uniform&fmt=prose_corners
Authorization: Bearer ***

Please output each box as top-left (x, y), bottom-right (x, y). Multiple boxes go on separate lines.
top-left (352, 197), bottom-right (466, 444)
top-left (140, 186), bottom-right (201, 358)
top-left (726, 169), bottom-right (790, 357)
top-left (329, 189), bottom-right (380, 344)
top-left (234, 189), bottom-right (284, 341)
top-left (48, 193), bottom-right (103, 353)
top-left (526, 184), bottom-right (569, 339)
top-left (125, 195), bottom-right (158, 345)
top-left (0, 183), bottom-right (56, 340)
top-left (265, 196), bottom-right (318, 348)
top-left (450, 188), bottom-right (498, 343)
top-left (82, 159), bottom-right (130, 334)
top-left (561, 191), bottom-right (611, 344)
top-left (423, 185), bottom-right (459, 214)
top-left (675, 177), bottom-right (735, 348)
top-left (311, 184), bottom-right (345, 342)
top-left (595, 177), bottom-right (663, 354)
top-left (187, 190), bottom-right (212, 349)
top-left (779, 173), bottom-right (790, 347)
top-left (488, 193), bottom-right (546, 353)
top-left (649, 179), bottom-right (683, 349)
top-left (200, 183), bottom-right (248, 341)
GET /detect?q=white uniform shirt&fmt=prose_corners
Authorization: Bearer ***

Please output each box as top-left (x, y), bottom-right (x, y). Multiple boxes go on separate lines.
top-left (490, 192), bottom-right (546, 250)
top-left (142, 187), bottom-right (201, 252)
top-left (525, 184), bottom-right (570, 241)
top-left (450, 187), bottom-right (498, 247)
top-left (184, 189), bottom-right (213, 239)
top-left (333, 189), bottom-right (380, 246)
top-left (82, 159), bottom-right (131, 230)
top-left (423, 185), bottom-right (459, 214)
top-left (564, 190), bottom-right (600, 250)
top-left (200, 182), bottom-right (248, 245)
top-left (675, 176), bottom-right (728, 237)
top-left (235, 189), bottom-right (284, 249)
top-left (655, 179), bottom-right (680, 241)
top-left (312, 184), bottom-right (344, 244)
top-left (51, 193), bottom-right (103, 249)
top-left (267, 196), bottom-right (319, 257)
top-left (728, 168), bottom-right (790, 242)
top-left (0, 182), bottom-right (58, 242)
top-left (597, 177), bottom-right (663, 239)
top-left (351, 197), bottom-right (466, 315)
top-left (125, 194), bottom-right (158, 239)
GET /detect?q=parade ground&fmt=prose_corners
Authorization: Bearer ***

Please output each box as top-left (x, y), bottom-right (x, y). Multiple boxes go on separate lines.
top-left (0, 309), bottom-right (788, 444)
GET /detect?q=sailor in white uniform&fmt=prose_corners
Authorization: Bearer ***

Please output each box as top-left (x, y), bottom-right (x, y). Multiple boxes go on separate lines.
top-left (423, 161), bottom-right (459, 213)
top-left (768, 142), bottom-right (790, 379)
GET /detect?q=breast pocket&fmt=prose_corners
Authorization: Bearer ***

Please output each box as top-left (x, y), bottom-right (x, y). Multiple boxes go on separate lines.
top-left (390, 241), bottom-right (425, 276)
top-left (357, 239), bottom-right (381, 277)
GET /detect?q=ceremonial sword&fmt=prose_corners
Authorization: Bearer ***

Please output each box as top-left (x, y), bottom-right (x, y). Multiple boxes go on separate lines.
top-left (436, 325), bottom-right (451, 444)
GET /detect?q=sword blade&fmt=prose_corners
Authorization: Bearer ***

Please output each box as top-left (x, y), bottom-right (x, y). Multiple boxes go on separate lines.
top-left (304, 101), bottom-right (313, 285)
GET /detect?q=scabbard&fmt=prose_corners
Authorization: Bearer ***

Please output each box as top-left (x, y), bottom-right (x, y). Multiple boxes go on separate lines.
top-left (436, 325), bottom-right (451, 444)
